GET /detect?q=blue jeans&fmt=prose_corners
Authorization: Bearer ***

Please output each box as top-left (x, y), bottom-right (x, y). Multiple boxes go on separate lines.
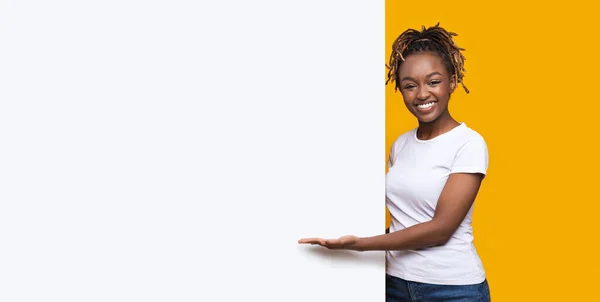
top-left (386, 274), bottom-right (491, 302)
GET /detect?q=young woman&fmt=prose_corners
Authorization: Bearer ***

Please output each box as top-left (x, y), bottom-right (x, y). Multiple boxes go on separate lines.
top-left (299, 23), bottom-right (491, 302)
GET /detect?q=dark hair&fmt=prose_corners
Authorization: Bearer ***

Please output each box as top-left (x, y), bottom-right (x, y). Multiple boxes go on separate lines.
top-left (386, 23), bottom-right (469, 93)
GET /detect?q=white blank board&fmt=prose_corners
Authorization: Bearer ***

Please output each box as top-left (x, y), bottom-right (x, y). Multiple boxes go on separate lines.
top-left (0, 1), bottom-right (386, 301)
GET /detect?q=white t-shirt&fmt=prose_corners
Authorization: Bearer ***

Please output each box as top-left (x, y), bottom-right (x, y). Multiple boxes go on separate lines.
top-left (385, 122), bottom-right (488, 285)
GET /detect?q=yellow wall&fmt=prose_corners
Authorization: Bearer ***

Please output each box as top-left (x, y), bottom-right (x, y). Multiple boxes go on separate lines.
top-left (385, 1), bottom-right (600, 300)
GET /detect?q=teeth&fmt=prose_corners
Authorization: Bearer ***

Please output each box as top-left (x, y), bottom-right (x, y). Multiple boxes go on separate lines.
top-left (417, 102), bottom-right (435, 108)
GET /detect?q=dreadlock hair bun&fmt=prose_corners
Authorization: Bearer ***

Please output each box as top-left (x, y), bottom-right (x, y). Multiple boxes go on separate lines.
top-left (386, 23), bottom-right (469, 94)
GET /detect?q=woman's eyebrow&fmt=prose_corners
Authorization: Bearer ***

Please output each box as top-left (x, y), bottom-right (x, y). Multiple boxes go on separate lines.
top-left (400, 72), bottom-right (443, 83)
top-left (427, 72), bottom-right (443, 78)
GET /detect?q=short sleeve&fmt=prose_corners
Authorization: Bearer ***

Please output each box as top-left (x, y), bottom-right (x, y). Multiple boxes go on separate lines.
top-left (450, 138), bottom-right (489, 175)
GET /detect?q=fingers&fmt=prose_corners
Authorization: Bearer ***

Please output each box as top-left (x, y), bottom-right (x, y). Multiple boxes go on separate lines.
top-left (298, 238), bottom-right (327, 246)
top-left (298, 237), bottom-right (346, 249)
top-left (298, 238), bottom-right (320, 244)
top-left (299, 234), bottom-right (363, 251)
top-left (298, 238), bottom-right (317, 243)
top-left (299, 238), bottom-right (338, 248)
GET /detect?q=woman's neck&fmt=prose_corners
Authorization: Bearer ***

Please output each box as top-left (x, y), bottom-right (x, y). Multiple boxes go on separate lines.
top-left (416, 112), bottom-right (460, 140)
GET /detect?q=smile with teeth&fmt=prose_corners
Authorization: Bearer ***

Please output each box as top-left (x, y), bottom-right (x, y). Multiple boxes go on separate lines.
top-left (416, 102), bottom-right (436, 109)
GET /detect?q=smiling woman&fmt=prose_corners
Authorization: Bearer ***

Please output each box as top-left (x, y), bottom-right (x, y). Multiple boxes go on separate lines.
top-left (397, 53), bottom-right (456, 126)
top-left (299, 23), bottom-right (491, 302)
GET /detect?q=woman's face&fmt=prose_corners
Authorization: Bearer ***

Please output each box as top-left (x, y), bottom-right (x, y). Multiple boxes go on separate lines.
top-left (397, 51), bottom-right (456, 124)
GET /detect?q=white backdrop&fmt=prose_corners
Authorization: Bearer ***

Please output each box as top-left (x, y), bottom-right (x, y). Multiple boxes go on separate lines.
top-left (0, 1), bottom-right (385, 301)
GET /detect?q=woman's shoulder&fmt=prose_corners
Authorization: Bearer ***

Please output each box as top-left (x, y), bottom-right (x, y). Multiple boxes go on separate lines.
top-left (460, 123), bottom-right (487, 143)
top-left (391, 127), bottom-right (417, 147)
top-left (454, 124), bottom-right (489, 156)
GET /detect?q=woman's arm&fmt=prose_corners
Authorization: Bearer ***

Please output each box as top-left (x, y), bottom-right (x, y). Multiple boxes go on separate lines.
top-left (299, 172), bottom-right (484, 251)
top-left (355, 172), bottom-right (484, 251)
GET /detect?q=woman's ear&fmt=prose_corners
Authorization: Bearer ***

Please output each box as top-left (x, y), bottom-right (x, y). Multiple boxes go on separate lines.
top-left (450, 74), bottom-right (457, 93)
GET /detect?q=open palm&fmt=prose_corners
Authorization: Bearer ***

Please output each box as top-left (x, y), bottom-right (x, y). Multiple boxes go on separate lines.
top-left (298, 235), bottom-right (359, 250)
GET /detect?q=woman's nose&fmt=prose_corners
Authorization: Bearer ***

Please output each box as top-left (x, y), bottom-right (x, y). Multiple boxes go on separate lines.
top-left (417, 86), bottom-right (430, 100)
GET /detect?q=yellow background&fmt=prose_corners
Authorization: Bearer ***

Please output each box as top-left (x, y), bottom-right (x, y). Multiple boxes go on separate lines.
top-left (385, 1), bottom-right (600, 300)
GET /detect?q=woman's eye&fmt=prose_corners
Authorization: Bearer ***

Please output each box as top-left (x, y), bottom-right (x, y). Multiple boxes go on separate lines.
top-left (429, 80), bottom-right (441, 86)
top-left (404, 84), bottom-right (416, 89)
